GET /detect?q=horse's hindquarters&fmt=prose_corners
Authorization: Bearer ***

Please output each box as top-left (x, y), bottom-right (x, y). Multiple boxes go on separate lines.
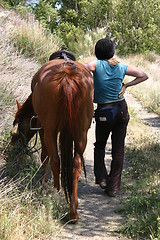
top-left (32, 60), bottom-right (94, 222)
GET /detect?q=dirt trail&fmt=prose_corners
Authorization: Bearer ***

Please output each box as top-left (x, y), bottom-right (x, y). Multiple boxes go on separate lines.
top-left (56, 119), bottom-right (128, 240)
top-left (126, 93), bottom-right (160, 138)
top-left (56, 93), bottom-right (160, 240)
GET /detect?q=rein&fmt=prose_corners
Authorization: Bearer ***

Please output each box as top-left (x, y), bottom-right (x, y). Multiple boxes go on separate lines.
top-left (26, 132), bottom-right (42, 154)
top-left (27, 130), bottom-right (39, 152)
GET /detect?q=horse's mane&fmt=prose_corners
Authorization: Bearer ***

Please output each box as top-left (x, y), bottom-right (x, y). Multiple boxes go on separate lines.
top-left (15, 93), bottom-right (34, 120)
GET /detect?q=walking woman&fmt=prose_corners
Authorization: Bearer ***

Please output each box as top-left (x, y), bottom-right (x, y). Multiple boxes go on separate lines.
top-left (84, 38), bottom-right (148, 197)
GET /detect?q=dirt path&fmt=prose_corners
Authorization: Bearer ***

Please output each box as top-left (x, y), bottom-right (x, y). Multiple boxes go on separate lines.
top-left (126, 93), bottom-right (160, 138)
top-left (55, 93), bottom-right (160, 240)
top-left (56, 120), bottom-right (128, 240)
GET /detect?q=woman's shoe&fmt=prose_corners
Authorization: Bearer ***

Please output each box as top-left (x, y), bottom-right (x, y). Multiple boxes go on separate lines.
top-left (105, 189), bottom-right (117, 197)
top-left (99, 180), bottom-right (107, 189)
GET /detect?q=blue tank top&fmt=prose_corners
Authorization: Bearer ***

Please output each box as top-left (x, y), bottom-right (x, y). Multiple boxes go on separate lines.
top-left (93, 60), bottom-right (128, 103)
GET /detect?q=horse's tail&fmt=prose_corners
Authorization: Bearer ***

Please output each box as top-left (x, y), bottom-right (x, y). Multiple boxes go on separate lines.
top-left (60, 128), bottom-right (86, 202)
top-left (58, 62), bottom-right (91, 202)
top-left (59, 127), bottom-right (73, 202)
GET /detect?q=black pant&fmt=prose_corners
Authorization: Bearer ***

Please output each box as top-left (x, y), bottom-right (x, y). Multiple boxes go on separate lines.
top-left (94, 100), bottom-right (130, 191)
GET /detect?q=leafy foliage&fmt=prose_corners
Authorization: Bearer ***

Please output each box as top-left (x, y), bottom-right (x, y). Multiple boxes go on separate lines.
top-left (108, 0), bottom-right (160, 55)
top-left (67, 28), bottom-right (106, 58)
top-left (32, 0), bottom-right (59, 32)
top-left (4, 0), bottom-right (160, 56)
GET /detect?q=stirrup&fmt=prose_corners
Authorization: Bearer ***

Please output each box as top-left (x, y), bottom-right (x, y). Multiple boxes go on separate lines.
top-left (30, 115), bottom-right (43, 130)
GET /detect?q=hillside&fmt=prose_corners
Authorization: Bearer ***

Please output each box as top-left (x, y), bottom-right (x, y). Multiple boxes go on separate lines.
top-left (0, 8), bottom-right (40, 133)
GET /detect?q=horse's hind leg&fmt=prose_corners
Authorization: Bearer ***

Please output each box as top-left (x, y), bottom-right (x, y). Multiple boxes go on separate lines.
top-left (43, 131), bottom-right (60, 191)
top-left (68, 152), bottom-right (82, 222)
top-left (68, 132), bottom-right (87, 222)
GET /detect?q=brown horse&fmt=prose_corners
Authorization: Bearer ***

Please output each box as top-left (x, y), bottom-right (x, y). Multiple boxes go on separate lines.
top-left (12, 58), bottom-right (94, 222)
top-left (12, 50), bottom-right (77, 185)
top-left (32, 59), bottom-right (93, 221)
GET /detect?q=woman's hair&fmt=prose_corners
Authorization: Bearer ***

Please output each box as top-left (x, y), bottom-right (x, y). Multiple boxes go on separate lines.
top-left (95, 38), bottom-right (115, 60)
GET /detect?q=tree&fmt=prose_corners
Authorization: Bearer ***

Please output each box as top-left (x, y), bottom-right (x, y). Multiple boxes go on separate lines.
top-left (32, 0), bottom-right (59, 32)
top-left (12, 0), bottom-right (159, 55)
top-left (78, 0), bottom-right (113, 30)
top-left (55, 0), bottom-right (112, 30)
top-left (50, 0), bottom-right (112, 49)
top-left (108, 0), bottom-right (160, 55)
top-left (3, 0), bottom-right (27, 7)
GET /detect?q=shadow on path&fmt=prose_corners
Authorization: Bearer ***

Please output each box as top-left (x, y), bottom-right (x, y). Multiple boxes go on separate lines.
top-left (144, 116), bottom-right (160, 128)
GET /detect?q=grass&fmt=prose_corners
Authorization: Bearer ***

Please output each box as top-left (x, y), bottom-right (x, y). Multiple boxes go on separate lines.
top-left (1, 8), bottom-right (63, 65)
top-left (0, 177), bottom-right (68, 240)
top-left (122, 53), bottom-right (160, 115)
top-left (0, 135), bottom-right (69, 240)
top-left (11, 21), bottom-right (62, 65)
top-left (119, 108), bottom-right (160, 239)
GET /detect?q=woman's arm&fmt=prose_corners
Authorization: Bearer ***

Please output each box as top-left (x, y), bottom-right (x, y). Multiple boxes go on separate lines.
top-left (119, 66), bottom-right (149, 98)
top-left (125, 66), bottom-right (149, 87)
top-left (84, 60), bottom-right (96, 72)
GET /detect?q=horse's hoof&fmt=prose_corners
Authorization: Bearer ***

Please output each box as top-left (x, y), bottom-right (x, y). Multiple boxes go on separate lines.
top-left (68, 213), bottom-right (79, 224)
top-left (61, 213), bottom-right (78, 224)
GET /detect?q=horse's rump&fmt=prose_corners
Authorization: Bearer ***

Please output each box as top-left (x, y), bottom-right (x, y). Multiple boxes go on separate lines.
top-left (32, 59), bottom-right (93, 202)
top-left (32, 60), bottom-right (93, 135)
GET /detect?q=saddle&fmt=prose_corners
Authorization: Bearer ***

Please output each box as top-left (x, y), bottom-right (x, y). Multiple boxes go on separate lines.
top-left (31, 50), bottom-right (76, 92)
top-left (49, 50), bottom-right (76, 61)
